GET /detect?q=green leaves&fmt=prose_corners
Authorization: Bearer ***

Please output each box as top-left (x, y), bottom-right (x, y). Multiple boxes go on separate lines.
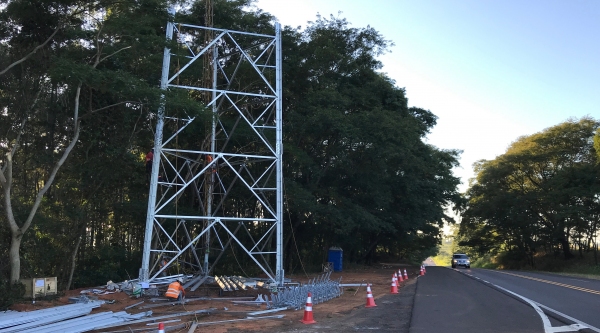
top-left (282, 14), bottom-right (461, 266)
top-left (0, 0), bottom-right (463, 284)
top-left (462, 117), bottom-right (600, 263)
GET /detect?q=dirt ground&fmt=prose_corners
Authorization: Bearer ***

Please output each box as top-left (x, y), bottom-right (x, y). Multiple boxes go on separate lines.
top-left (10, 263), bottom-right (422, 332)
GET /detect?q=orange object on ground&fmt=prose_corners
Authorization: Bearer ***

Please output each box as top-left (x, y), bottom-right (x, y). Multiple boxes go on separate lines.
top-left (390, 275), bottom-right (399, 294)
top-left (365, 284), bottom-right (377, 307)
top-left (300, 292), bottom-right (317, 324)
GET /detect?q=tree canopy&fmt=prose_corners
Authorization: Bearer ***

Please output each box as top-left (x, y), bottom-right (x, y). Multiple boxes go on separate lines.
top-left (460, 117), bottom-right (600, 267)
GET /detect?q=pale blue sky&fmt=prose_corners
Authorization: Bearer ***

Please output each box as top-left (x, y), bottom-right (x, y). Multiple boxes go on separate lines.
top-left (255, 0), bottom-right (600, 191)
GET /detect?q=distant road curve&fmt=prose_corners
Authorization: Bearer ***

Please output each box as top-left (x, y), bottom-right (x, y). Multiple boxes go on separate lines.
top-left (422, 257), bottom-right (436, 266)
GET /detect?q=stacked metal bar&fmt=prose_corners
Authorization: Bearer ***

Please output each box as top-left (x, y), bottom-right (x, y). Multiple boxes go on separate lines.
top-left (0, 301), bottom-right (150, 333)
top-left (214, 276), bottom-right (258, 291)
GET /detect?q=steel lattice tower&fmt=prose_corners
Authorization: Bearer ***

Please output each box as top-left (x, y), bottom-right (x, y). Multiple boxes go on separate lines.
top-left (139, 8), bottom-right (284, 287)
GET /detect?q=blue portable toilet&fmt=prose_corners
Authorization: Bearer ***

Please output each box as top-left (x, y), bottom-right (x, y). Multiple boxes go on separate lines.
top-left (327, 247), bottom-right (343, 272)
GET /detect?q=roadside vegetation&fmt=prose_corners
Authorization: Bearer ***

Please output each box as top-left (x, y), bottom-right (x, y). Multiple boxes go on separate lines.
top-left (453, 120), bottom-right (600, 275)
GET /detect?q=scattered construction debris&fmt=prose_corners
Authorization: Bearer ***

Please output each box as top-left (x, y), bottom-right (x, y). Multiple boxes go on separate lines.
top-left (193, 314), bottom-right (285, 327)
top-left (92, 308), bottom-right (215, 331)
top-left (2, 270), bottom-right (351, 332)
top-left (0, 301), bottom-right (150, 333)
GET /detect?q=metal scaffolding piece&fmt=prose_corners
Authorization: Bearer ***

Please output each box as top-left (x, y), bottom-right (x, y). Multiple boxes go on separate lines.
top-left (0, 301), bottom-right (103, 331)
top-left (0, 301), bottom-right (150, 333)
top-left (268, 272), bottom-right (343, 310)
top-left (139, 9), bottom-right (284, 287)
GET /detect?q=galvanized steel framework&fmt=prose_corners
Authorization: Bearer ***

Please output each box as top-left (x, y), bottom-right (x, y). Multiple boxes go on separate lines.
top-left (139, 10), bottom-right (284, 286)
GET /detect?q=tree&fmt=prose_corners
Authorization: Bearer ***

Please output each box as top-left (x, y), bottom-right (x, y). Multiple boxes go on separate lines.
top-left (0, 0), bottom-right (201, 282)
top-left (280, 14), bottom-right (462, 267)
top-left (461, 117), bottom-right (600, 264)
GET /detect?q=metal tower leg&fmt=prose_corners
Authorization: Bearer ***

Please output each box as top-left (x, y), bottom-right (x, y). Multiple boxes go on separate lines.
top-left (139, 7), bottom-right (175, 282)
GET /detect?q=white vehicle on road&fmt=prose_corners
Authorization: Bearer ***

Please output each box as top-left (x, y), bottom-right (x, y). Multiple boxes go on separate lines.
top-left (451, 253), bottom-right (470, 268)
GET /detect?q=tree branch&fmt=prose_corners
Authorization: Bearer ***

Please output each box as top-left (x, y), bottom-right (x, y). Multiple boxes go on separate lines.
top-left (21, 84), bottom-right (82, 233)
top-left (80, 100), bottom-right (142, 119)
top-left (98, 46), bottom-right (132, 64)
top-left (1, 88), bottom-right (43, 175)
top-left (0, 27), bottom-right (61, 76)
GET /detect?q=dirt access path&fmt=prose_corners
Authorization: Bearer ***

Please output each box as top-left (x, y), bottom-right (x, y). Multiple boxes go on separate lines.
top-left (11, 263), bottom-right (421, 332)
top-left (205, 264), bottom-right (420, 333)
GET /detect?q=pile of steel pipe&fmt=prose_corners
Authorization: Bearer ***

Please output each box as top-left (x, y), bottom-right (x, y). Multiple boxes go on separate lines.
top-left (0, 301), bottom-right (152, 333)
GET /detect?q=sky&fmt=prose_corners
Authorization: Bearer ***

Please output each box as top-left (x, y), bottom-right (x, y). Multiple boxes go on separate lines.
top-left (253, 0), bottom-right (600, 192)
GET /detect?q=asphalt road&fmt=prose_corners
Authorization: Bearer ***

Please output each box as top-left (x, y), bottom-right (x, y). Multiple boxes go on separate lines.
top-left (410, 266), bottom-right (600, 333)
top-left (466, 268), bottom-right (600, 332)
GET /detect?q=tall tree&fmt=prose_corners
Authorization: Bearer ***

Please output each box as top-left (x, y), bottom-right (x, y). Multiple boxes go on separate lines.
top-left (281, 14), bottom-right (462, 267)
top-left (0, 0), bottom-right (202, 282)
top-left (461, 117), bottom-right (600, 264)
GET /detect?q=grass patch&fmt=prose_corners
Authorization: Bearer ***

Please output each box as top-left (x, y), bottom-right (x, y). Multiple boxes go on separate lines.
top-left (476, 250), bottom-right (600, 278)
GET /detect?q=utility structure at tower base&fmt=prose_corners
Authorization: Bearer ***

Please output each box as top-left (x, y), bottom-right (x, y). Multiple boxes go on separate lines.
top-left (139, 8), bottom-right (284, 287)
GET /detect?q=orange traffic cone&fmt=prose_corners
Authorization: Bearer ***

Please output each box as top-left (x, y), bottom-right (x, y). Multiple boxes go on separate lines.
top-left (300, 292), bottom-right (316, 324)
top-left (397, 269), bottom-right (403, 282)
top-left (158, 322), bottom-right (165, 333)
top-left (365, 284), bottom-right (377, 307)
top-left (390, 275), bottom-right (399, 294)
top-left (403, 269), bottom-right (408, 280)
top-left (419, 266), bottom-right (424, 276)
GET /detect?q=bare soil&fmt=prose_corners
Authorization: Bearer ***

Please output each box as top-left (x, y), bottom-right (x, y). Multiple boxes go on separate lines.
top-left (10, 263), bottom-right (421, 332)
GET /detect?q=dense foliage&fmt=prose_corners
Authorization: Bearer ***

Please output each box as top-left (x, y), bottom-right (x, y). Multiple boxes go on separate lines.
top-left (0, 0), bottom-right (461, 291)
top-left (460, 118), bottom-right (600, 268)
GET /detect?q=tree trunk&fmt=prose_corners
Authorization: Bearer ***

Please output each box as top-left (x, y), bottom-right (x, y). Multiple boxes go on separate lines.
top-left (9, 232), bottom-right (23, 282)
top-left (65, 234), bottom-right (83, 291)
top-left (560, 237), bottom-right (573, 259)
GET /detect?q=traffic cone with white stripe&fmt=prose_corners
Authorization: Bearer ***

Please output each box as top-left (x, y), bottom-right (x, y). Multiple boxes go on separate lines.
top-left (158, 322), bottom-right (165, 333)
top-left (397, 269), bottom-right (403, 282)
top-left (365, 284), bottom-right (377, 307)
top-left (403, 269), bottom-right (408, 280)
top-left (300, 292), bottom-right (316, 324)
top-left (419, 266), bottom-right (424, 276)
top-left (390, 274), bottom-right (399, 294)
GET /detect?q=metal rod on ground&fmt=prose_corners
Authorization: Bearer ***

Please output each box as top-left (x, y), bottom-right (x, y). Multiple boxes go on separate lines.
top-left (146, 319), bottom-right (181, 325)
top-left (93, 308), bottom-right (215, 330)
top-left (193, 315), bottom-right (285, 326)
top-left (188, 321), bottom-right (199, 333)
top-left (140, 297), bottom-right (210, 309)
top-left (247, 307), bottom-right (289, 316)
top-left (354, 280), bottom-right (365, 296)
top-left (124, 301), bottom-right (144, 310)
top-left (99, 316), bottom-right (285, 333)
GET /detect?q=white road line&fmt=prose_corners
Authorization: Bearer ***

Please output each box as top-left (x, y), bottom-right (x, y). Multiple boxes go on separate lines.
top-left (451, 268), bottom-right (597, 333)
top-left (567, 278), bottom-right (589, 283)
top-left (493, 284), bottom-right (588, 333)
top-left (534, 302), bottom-right (600, 333)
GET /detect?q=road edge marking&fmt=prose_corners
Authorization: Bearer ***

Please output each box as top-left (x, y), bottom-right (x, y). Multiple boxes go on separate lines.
top-left (497, 271), bottom-right (600, 295)
top-left (492, 284), bottom-right (588, 333)
top-left (448, 267), bottom-right (598, 333)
